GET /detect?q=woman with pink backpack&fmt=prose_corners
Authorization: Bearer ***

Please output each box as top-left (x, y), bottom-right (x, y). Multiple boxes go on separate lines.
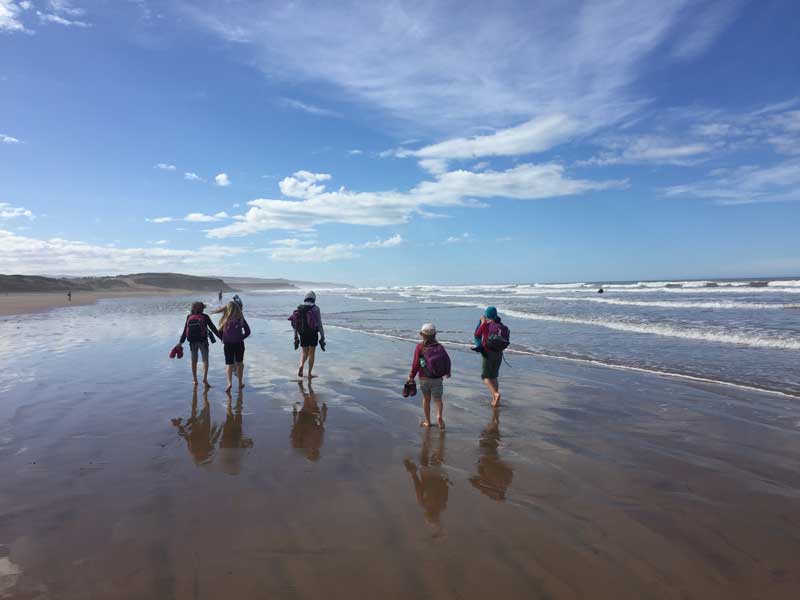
top-left (217, 300), bottom-right (251, 393)
top-left (407, 323), bottom-right (451, 430)
top-left (473, 306), bottom-right (510, 407)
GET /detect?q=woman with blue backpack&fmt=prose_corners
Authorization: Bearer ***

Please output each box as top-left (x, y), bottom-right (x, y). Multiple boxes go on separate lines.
top-left (290, 291), bottom-right (326, 380)
top-left (473, 306), bottom-right (510, 407)
top-left (407, 323), bottom-right (451, 430)
top-left (179, 301), bottom-right (220, 388)
top-left (217, 300), bottom-right (251, 393)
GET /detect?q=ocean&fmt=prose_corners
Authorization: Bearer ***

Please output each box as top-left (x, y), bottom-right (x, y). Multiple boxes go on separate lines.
top-left (244, 277), bottom-right (800, 397)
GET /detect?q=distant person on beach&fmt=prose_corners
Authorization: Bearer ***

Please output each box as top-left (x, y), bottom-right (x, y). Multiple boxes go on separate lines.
top-left (407, 323), bottom-right (451, 429)
top-left (218, 290), bottom-right (223, 302)
top-left (217, 300), bottom-right (251, 393)
top-left (290, 291), bottom-right (326, 379)
top-left (67, 290), bottom-right (71, 302)
top-left (179, 301), bottom-right (219, 388)
top-left (473, 306), bottom-right (510, 407)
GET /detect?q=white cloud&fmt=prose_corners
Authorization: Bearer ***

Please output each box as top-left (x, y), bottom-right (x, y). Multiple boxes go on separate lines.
top-left (148, 211), bottom-right (230, 223)
top-left (207, 164), bottom-right (623, 239)
top-left (149, 240), bottom-right (168, 245)
top-left (1, 133), bottom-right (20, 144)
top-left (582, 137), bottom-right (712, 166)
top-left (664, 159), bottom-right (800, 205)
top-left (280, 98), bottom-right (341, 118)
top-left (363, 234), bottom-right (403, 248)
top-left (184, 172), bottom-right (202, 181)
top-left (0, 202), bottom-right (34, 219)
top-left (18, 1), bottom-right (32, 9)
top-left (279, 171), bottom-right (331, 198)
top-left (0, 229), bottom-right (245, 275)
top-left (214, 172), bottom-right (231, 187)
top-left (0, 1), bottom-right (27, 32)
top-left (232, 203), bottom-right (240, 208)
top-left (155, 163), bottom-right (176, 171)
top-left (397, 113), bottom-right (580, 164)
top-left (445, 233), bottom-right (471, 244)
top-left (49, 0), bottom-right (85, 16)
top-left (36, 10), bottom-right (90, 27)
top-left (348, 149), bottom-right (363, 155)
top-left (418, 158), bottom-right (448, 175)
top-left (263, 234), bottom-right (402, 263)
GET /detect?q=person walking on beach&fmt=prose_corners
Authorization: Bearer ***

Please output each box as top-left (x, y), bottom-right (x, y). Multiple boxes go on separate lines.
top-left (217, 300), bottom-right (250, 393)
top-left (179, 302), bottom-right (220, 388)
top-left (218, 289), bottom-right (223, 302)
top-left (67, 290), bottom-right (71, 302)
top-left (407, 323), bottom-right (451, 429)
top-left (474, 306), bottom-right (510, 407)
top-left (290, 291), bottom-right (325, 379)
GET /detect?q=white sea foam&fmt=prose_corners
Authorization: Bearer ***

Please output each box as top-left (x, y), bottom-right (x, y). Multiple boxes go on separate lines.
top-left (426, 300), bottom-right (800, 351)
top-left (546, 297), bottom-right (798, 310)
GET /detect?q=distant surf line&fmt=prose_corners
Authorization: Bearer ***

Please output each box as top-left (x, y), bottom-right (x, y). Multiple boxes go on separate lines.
top-left (546, 296), bottom-right (799, 310)
top-left (327, 324), bottom-right (800, 399)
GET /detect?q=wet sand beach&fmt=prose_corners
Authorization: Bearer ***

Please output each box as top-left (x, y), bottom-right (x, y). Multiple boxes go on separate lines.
top-left (1, 298), bottom-right (799, 599)
top-left (0, 291), bottom-right (190, 317)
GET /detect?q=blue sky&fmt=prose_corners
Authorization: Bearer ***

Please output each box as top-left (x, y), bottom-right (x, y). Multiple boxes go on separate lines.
top-left (1, 0), bottom-right (799, 285)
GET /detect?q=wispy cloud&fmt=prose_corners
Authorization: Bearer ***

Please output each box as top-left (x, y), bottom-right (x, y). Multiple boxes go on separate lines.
top-left (0, 202), bottom-right (34, 219)
top-left (180, 1), bottom-right (738, 134)
top-left (214, 172), bottom-right (231, 187)
top-left (155, 163), bottom-right (176, 171)
top-left (581, 137), bottom-right (713, 166)
top-left (280, 98), bottom-right (341, 118)
top-left (670, 0), bottom-right (741, 60)
top-left (147, 211), bottom-right (230, 223)
top-left (0, 133), bottom-right (21, 143)
top-left (263, 234), bottom-right (402, 263)
top-left (445, 233), bottom-right (471, 244)
top-left (0, 1), bottom-right (28, 33)
top-left (36, 10), bottom-right (90, 27)
top-left (348, 149), bottom-right (363, 155)
top-left (184, 172), bottom-right (202, 181)
top-left (664, 159), bottom-right (800, 205)
top-left (0, 229), bottom-right (245, 275)
top-left (207, 165), bottom-right (623, 239)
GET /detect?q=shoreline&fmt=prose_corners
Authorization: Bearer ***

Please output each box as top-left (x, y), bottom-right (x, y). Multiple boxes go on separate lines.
top-left (0, 289), bottom-right (209, 317)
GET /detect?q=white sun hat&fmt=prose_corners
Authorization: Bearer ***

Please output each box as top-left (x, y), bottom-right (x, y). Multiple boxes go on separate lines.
top-left (420, 323), bottom-right (437, 335)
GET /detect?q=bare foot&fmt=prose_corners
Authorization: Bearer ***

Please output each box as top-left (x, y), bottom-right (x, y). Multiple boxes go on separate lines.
top-left (420, 420), bottom-right (431, 428)
top-left (203, 380), bottom-right (212, 388)
top-left (437, 419), bottom-right (445, 430)
top-left (193, 380), bottom-right (198, 387)
top-left (491, 393), bottom-right (501, 407)
top-left (298, 367), bottom-right (304, 378)
top-left (308, 374), bottom-right (316, 379)
top-left (238, 382), bottom-right (245, 389)
top-left (225, 384), bottom-right (232, 393)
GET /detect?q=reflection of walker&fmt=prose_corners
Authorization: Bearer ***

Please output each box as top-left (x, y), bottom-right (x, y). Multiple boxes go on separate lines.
top-left (469, 409), bottom-right (514, 501)
top-left (404, 429), bottom-right (451, 532)
top-left (291, 382), bottom-right (327, 461)
top-left (218, 390), bottom-right (254, 475)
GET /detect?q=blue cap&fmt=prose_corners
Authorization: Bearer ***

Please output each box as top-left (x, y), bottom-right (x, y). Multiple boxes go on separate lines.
top-left (485, 306), bottom-right (498, 320)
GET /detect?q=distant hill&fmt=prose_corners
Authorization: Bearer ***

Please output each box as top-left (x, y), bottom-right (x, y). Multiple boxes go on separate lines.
top-left (0, 272), bottom-right (234, 293)
top-left (222, 276), bottom-right (352, 289)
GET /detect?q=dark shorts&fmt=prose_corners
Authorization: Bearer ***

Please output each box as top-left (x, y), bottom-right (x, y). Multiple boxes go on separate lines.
top-left (300, 331), bottom-right (319, 348)
top-left (224, 342), bottom-right (245, 365)
top-left (481, 351), bottom-right (502, 380)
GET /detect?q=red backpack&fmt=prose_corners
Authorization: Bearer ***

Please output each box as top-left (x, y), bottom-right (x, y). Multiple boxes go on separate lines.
top-left (185, 314), bottom-right (207, 342)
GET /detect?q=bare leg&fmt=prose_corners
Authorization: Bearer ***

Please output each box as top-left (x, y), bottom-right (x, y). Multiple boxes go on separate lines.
top-left (483, 378), bottom-right (501, 406)
top-left (225, 364), bottom-right (233, 393)
top-left (236, 362), bottom-right (244, 388)
top-left (202, 360), bottom-right (211, 388)
top-left (299, 347), bottom-right (309, 377)
top-left (435, 398), bottom-right (444, 430)
top-left (191, 359), bottom-right (198, 386)
top-left (307, 346), bottom-right (317, 379)
top-left (421, 391), bottom-right (431, 427)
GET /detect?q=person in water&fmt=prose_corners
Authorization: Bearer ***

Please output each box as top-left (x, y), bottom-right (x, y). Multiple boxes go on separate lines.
top-left (407, 323), bottom-right (451, 429)
top-left (217, 300), bottom-right (251, 393)
top-left (474, 306), bottom-right (504, 406)
top-left (291, 291), bottom-right (326, 379)
top-left (179, 301), bottom-right (220, 388)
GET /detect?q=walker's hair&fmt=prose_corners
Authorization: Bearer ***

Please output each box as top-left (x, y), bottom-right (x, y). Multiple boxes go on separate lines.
top-left (190, 301), bottom-right (206, 314)
top-left (218, 301), bottom-right (244, 332)
top-left (420, 332), bottom-right (437, 346)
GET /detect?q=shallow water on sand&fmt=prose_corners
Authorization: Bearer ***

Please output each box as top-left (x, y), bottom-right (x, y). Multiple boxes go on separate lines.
top-left (0, 297), bottom-right (799, 599)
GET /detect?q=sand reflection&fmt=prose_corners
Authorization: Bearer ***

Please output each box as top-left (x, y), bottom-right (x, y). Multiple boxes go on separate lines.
top-left (291, 381), bottom-right (327, 461)
top-left (469, 408), bottom-right (514, 501)
top-left (218, 390), bottom-right (254, 475)
top-left (404, 429), bottom-right (451, 534)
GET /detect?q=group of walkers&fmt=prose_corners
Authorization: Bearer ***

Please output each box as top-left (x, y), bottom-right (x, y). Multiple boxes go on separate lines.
top-left (172, 291), bottom-right (510, 427)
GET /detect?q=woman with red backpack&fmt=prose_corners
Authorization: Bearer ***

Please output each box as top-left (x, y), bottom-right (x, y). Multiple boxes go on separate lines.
top-left (179, 301), bottom-right (220, 388)
top-left (474, 306), bottom-right (510, 407)
top-left (217, 300), bottom-right (251, 393)
top-left (290, 291), bottom-right (326, 379)
top-left (407, 323), bottom-right (451, 430)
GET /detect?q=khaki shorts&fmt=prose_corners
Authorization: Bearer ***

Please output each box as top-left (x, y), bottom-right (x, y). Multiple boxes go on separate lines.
top-left (419, 377), bottom-right (444, 400)
top-left (190, 341), bottom-right (209, 363)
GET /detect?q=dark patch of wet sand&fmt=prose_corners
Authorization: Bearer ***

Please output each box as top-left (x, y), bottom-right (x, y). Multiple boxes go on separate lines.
top-left (0, 317), bottom-right (799, 599)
